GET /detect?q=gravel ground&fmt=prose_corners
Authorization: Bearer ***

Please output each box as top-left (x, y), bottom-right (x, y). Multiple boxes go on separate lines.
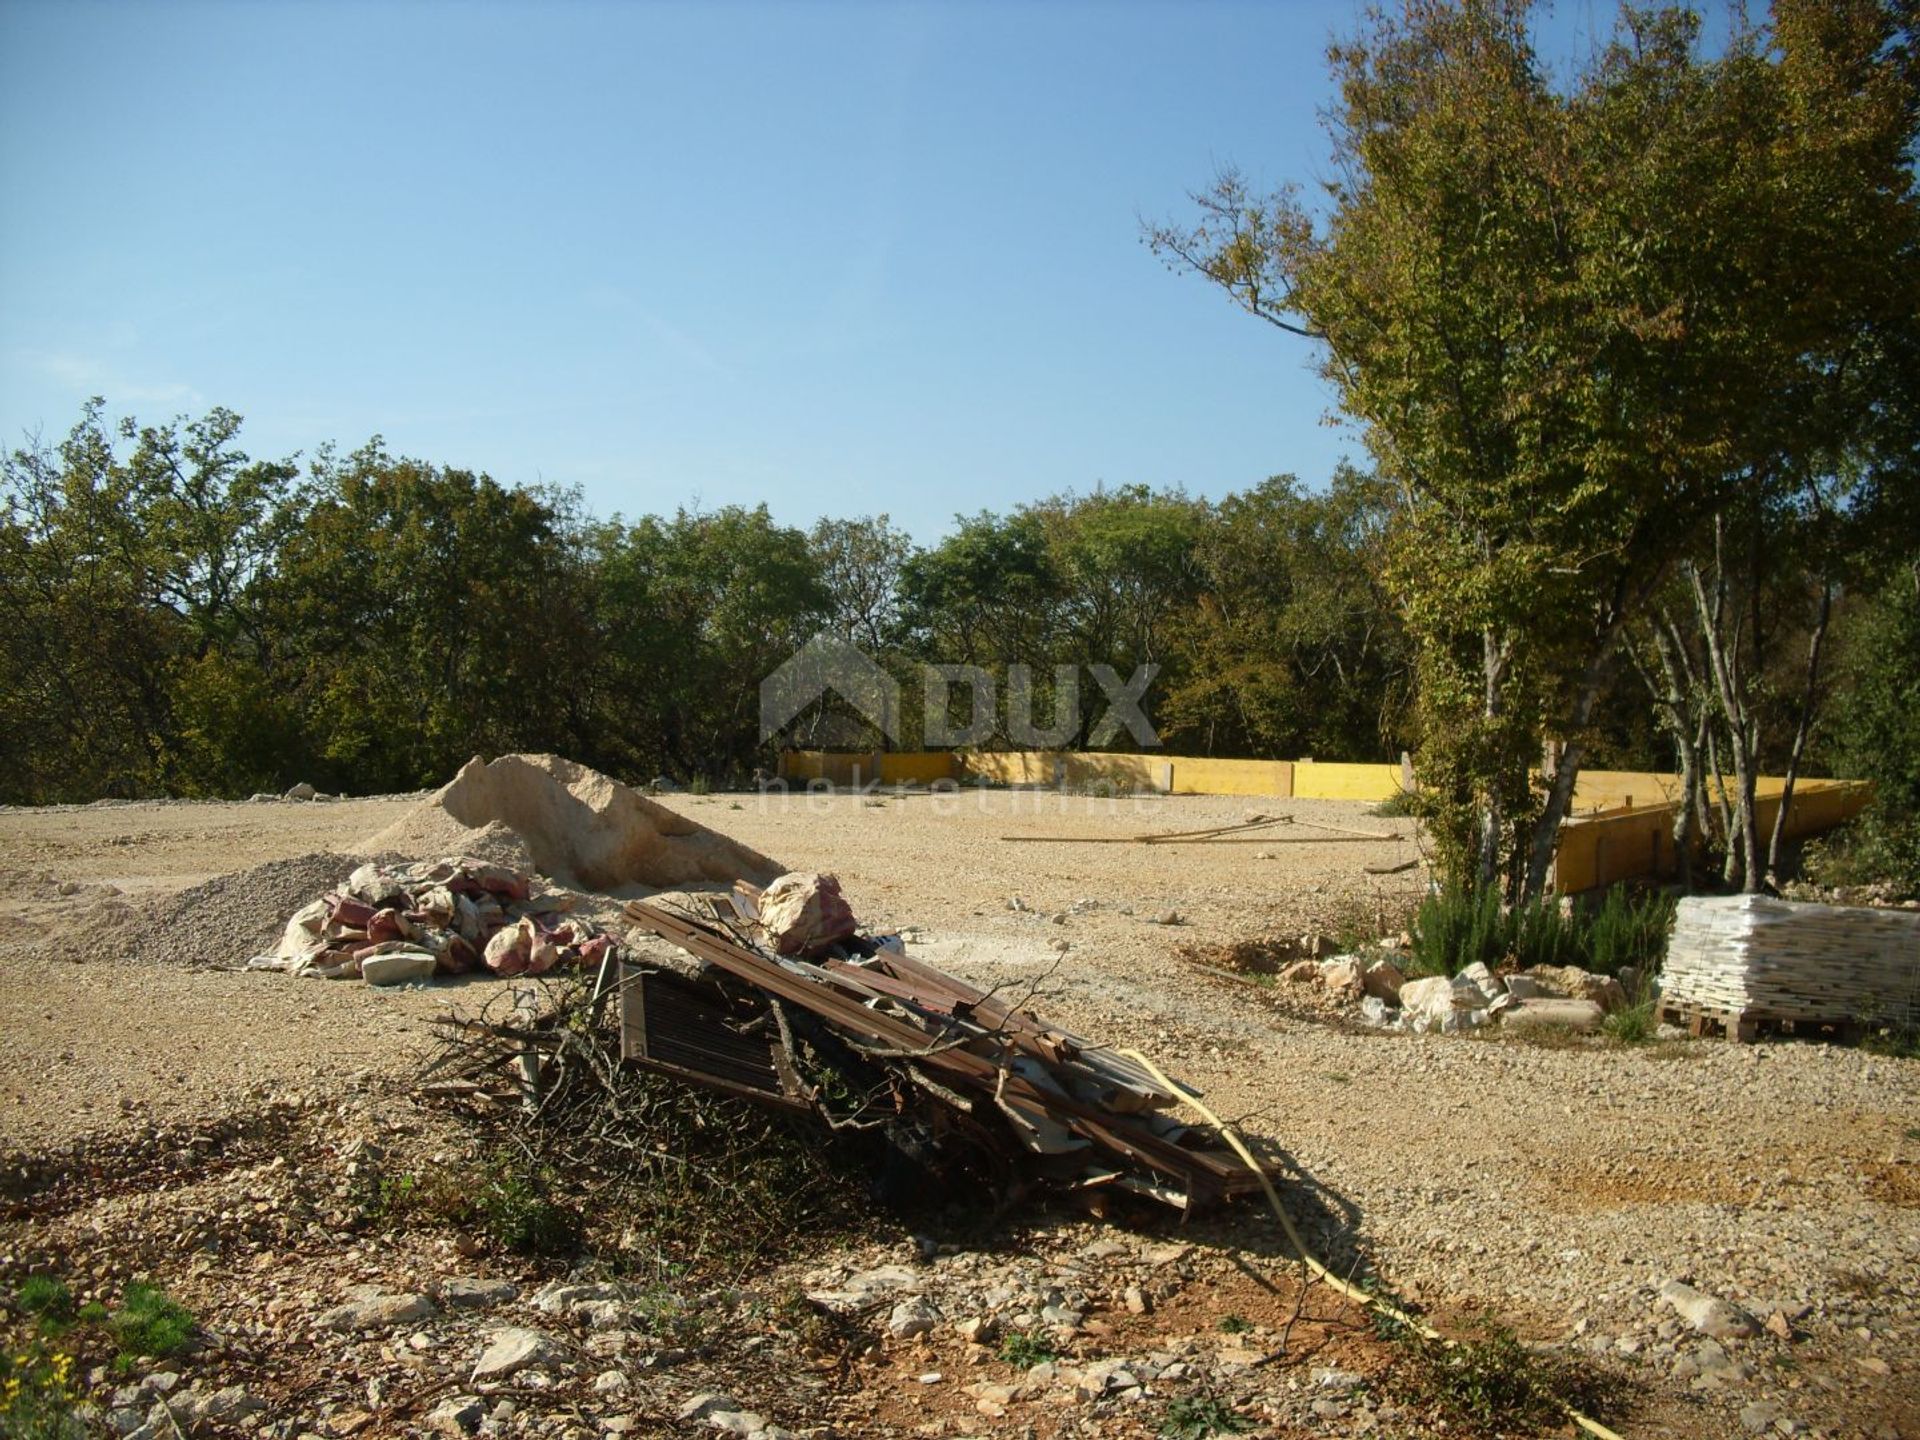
top-left (0, 786), bottom-right (1915, 1439)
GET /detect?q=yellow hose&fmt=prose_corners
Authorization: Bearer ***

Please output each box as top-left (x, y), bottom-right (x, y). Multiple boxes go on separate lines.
top-left (1117, 1050), bottom-right (1626, 1440)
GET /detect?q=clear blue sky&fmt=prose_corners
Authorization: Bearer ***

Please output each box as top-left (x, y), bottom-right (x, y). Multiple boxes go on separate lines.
top-left (0, 0), bottom-right (1616, 541)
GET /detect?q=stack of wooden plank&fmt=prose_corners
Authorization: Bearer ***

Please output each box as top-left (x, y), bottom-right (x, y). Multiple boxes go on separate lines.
top-left (1663, 894), bottom-right (1920, 1031)
top-left (618, 883), bottom-right (1275, 1213)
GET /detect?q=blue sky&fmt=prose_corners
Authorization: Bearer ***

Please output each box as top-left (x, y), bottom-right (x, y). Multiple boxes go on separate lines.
top-left (0, 0), bottom-right (1614, 541)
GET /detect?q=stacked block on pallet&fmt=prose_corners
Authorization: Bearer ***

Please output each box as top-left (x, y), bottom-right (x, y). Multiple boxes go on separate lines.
top-left (1663, 894), bottom-right (1920, 1029)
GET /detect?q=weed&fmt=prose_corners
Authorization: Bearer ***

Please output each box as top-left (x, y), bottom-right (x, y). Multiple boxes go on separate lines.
top-left (1160, 1394), bottom-right (1253, 1438)
top-left (14, 1278), bottom-right (73, 1331)
top-left (1905, 1126), bottom-right (1920, 1142)
top-left (1602, 999), bottom-right (1657, 1044)
top-left (1371, 789), bottom-right (1417, 818)
top-left (1323, 1071), bottom-right (1353, 1085)
top-left (1217, 1312), bottom-right (1253, 1334)
top-left (997, 1331), bottom-right (1057, 1368)
top-left (1393, 1321), bottom-right (1615, 1432)
top-left (689, 776), bottom-right (711, 796)
top-left (1830, 1267), bottom-right (1884, 1300)
top-left (1860, 1023), bottom-right (1920, 1059)
top-left (474, 1151), bottom-right (582, 1257)
top-left (108, 1282), bottom-right (196, 1366)
top-left (0, 1343), bottom-right (82, 1439)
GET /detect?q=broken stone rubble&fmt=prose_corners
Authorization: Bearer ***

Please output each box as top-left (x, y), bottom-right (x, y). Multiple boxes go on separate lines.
top-left (1298, 950), bottom-right (1637, 1035)
top-left (245, 855), bottom-right (615, 985)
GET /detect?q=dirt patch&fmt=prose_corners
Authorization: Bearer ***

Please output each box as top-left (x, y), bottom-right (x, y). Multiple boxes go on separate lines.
top-left (360, 753), bottom-right (782, 890)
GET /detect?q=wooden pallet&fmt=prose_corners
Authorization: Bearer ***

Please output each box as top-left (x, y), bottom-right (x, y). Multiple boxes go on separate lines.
top-left (1659, 1001), bottom-right (1862, 1045)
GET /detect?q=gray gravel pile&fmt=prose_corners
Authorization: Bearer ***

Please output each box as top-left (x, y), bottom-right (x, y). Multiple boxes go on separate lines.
top-left (126, 852), bottom-right (369, 970)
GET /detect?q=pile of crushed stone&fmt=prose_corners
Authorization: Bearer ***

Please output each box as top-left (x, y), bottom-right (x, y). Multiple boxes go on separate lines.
top-left (127, 852), bottom-right (367, 970)
top-left (359, 753), bottom-right (780, 891)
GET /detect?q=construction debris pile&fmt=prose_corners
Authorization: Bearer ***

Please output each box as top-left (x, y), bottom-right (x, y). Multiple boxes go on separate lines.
top-left (248, 857), bottom-right (614, 985)
top-left (605, 873), bottom-right (1274, 1213)
top-left (1217, 944), bottom-right (1634, 1036)
top-left (1663, 894), bottom-right (1920, 1036)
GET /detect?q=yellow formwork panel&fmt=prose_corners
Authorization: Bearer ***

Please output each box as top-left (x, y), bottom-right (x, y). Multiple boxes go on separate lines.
top-left (1553, 778), bottom-right (1874, 892)
top-left (1167, 757), bottom-right (1294, 797)
top-left (1292, 762), bottom-right (1404, 802)
top-left (1568, 770), bottom-right (1689, 813)
top-left (879, 752), bottom-right (959, 784)
top-left (1059, 753), bottom-right (1168, 792)
top-left (960, 750), bottom-right (1060, 786)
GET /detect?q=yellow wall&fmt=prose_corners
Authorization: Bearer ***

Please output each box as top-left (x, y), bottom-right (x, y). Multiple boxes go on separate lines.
top-left (1568, 770), bottom-right (1689, 813)
top-left (1553, 777), bottom-right (1874, 892)
top-left (879, 751), bottom-right (959, 784)
top-left (1292, 761), bottom-right (1405, 802)
top-left (783, 751), bottom-right (1872, 891)
top-left (1167, 757), bottom-right (1295, 797)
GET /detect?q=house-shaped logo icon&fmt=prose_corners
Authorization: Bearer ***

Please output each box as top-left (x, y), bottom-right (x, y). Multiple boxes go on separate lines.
top-left (759, 633), bottom-right (902, 743)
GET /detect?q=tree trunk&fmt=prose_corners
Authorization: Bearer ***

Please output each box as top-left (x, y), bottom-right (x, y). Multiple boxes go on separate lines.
top-left (1765, 575), bottom-right (1834, 882)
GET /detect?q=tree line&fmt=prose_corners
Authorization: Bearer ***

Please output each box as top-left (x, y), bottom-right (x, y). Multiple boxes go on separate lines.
top-left (0, 403), bottom-right (1422, 803)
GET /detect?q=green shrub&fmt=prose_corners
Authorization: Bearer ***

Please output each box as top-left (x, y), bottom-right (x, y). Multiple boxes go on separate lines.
top-left (1394, 1321), bottom-right (1615, 1431)
top-left (1409, 884), bottom-right (1510, 976)
top-left (474, 1151), bottom-right (583, 1257)
top-left (109, 1282), bottom-right (195, 1364)
top-left (997, 1331), bottom-right (1057, 1367)
top-left (1585, 887), bottom-right (1674, 976)
top-left (1510, 897), bottom-right (1582, 971)
top-left (1411, 883), bottom-right (1673, 978)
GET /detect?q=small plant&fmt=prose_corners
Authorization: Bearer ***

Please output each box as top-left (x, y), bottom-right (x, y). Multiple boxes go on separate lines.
top-left (1217, 1312), bottom-right (1253, 1334)
top-left (1393, 1321), bottom-right (1615, 1432)
top-left (15, 1278), bottom-right (74, 1331)
top-left (474, 1151), bottom-right (582, 1256)
top-left (1602, 998), bottom-right (1657, 1044)
top-left (1323, 1070), bottom-right (1352, 1085)
top-left (1372, 788), bottom-right (1417, 818)
top-left (1904, 1126), bottom-right (1920, 1142)
top-left (0, 1344), bottom-right (82, 1439)
top-left (997, 1331), bottom-right (1057, 1368)
top-left (688, 775), bottom-right (711, 796)
top-left (1160, 1394), bottom-right (1253, 1439)
top-left (108, 1282), bottom-right (196, 1366)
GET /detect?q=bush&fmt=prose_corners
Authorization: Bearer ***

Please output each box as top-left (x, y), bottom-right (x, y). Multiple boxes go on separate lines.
top-left (1408, 885), bottom-right (1511, 976)
top-left (1584, 886), bottom-right (1674, 976)
top-left (108, 1282), bottom-right (196, 1364)
top-left (1410, 884), bottom-right (1673, 978)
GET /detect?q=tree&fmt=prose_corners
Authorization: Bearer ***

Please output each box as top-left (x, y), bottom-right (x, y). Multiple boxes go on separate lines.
top-left (1151, 0), bottom-right (1920, 898)
top-left (1160, 468), bottom-right (1410, 760)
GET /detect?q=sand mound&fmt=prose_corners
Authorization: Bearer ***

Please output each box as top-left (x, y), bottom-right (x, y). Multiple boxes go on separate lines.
top-left (359, 754), bottom-right (781, 892)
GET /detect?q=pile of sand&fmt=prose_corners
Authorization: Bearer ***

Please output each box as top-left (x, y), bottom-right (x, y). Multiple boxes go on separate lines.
top-left (359, 754), bottom-right (781, 893)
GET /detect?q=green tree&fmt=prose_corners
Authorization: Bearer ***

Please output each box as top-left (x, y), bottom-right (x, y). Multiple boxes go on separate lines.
top-left (264, 441), bottom-right (590, 792)
top-left (1152, 0), bottom-right (1920, 897)
top-left (1160, 467), bottom-right (1410, 760)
